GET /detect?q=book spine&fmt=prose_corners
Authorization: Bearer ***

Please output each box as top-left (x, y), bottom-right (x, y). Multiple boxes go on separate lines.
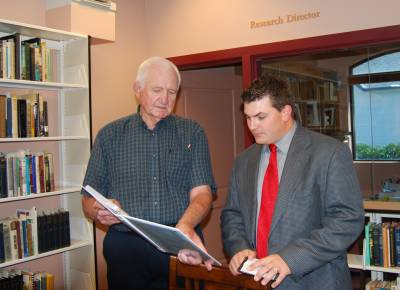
top-left (2, 220), bottom-right (12, 261)
top-left (25, 155), bottom-right (31, 195)
top-left (17, 98), bottom-right (27, 138)
top-left (395, 224), bottom-right (400, 266)
top-left (15, 219), bottom-right (22, 259)
top-left (0, 222), bottom-right (4, 263)
top-left (0, 95), bottom-right (6, 137)
top-left (11, 95), bottom-right (18, 138)
top-left (0, 154), bottom-right (7, 198)
top-left (10, 219), bottom-right (18, 260)
top-left (6, 95), bottom-right (12, 137)
top-left (390, 223), bottom-right (395, 267)
top-left (6, 154), bottom-right (14, 197)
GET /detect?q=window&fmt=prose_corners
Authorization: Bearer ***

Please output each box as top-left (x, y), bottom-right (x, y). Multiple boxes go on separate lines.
top-left (350, 50), bottom-right (400, 161)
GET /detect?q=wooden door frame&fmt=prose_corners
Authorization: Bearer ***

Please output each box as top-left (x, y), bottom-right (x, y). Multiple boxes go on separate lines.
top-left (168, 25), bottom-right (400, 147)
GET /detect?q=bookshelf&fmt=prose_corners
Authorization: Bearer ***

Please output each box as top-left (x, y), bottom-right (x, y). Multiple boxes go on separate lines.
top-left (348, 201), bottom-right (400, 287)
top-left (0, 19), bottom-right (94, 290)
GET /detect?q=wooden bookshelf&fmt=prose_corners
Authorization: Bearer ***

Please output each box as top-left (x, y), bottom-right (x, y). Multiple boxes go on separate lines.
top-left (364, 200), bottom-right (400, 211)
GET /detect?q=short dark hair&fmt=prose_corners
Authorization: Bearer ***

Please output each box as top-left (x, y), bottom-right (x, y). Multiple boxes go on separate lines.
top-left (241, 74), bottom-right (295, 117)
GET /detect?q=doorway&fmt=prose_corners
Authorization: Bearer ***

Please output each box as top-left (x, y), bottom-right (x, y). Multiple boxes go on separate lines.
top-left (175, 65), bottom-right (245, 262)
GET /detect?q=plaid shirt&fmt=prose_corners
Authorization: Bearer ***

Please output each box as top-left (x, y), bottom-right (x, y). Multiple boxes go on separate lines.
top-left (82, 114), bottom-right (216, 225)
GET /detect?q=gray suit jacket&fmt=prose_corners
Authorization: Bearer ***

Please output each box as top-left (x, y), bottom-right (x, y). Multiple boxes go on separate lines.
top-left (221, 125), bottom-right (364, 290)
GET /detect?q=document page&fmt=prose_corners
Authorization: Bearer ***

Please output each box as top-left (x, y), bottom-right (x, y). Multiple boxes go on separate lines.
top-left (82, 185), bottom-right (221, 266)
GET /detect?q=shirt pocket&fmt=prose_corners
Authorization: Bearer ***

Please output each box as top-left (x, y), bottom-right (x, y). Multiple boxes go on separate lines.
top-left (166, 144), bottom-right (191, 188)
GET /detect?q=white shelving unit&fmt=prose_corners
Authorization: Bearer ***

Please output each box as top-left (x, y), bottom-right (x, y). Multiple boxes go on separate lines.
top-left (0, 19), bottom-right (95, 290)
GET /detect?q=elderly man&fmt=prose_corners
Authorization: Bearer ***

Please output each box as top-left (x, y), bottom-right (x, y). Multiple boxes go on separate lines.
top-left (82, 57), bottom-right (216, 290)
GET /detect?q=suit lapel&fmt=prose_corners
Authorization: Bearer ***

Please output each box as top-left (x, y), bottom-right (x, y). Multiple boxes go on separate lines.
top-left (269, 126), bottom-right (312, 235)
top-left (246, 144), bottom-right (263, 246)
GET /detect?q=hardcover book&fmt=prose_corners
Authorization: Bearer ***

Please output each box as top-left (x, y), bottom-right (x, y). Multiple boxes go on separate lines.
top-left (0, 33), bottom-right (21, 79)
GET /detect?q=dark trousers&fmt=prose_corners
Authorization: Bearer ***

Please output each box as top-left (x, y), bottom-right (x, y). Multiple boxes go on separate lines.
top-left (103, 227), bottom-right (170, 290)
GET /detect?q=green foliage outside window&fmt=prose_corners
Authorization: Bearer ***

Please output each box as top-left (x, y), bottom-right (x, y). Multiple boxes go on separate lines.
top-left (356, 143), bottom-right (400, 160)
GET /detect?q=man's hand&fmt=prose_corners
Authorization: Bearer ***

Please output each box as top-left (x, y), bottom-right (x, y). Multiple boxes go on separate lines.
top-left (93, 199), bottom-right (121, 226)
top-left (248, 254), bottom-right (291, 288)
top-left (229, 249), bottom-right (256, 276)
top-left (176, 222), bottom-right (213, 271)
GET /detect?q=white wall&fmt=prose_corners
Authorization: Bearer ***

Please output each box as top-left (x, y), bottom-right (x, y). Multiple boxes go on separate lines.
top-left (0, 0), bottom-right (46, 26)
top-left (145, 0), bottom-right (400, 57)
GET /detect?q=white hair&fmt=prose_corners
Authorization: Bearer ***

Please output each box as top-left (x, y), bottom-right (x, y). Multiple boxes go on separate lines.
top-left (136, 56), bottom-right (181, 88)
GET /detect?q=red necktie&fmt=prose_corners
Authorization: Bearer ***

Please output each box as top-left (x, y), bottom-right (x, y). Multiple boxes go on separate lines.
top-left (256, 144), bottom-right (279, 258)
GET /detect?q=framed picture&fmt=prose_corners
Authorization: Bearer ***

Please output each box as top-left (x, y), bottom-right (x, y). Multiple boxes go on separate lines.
top-left (305, 101), bottom-right (320, 126)
top-left (323, 107), bottom-right (335, 127)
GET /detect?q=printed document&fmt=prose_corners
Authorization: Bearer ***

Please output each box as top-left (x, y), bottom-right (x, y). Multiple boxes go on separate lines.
top-left (82, 184), bottom-right (221, 266)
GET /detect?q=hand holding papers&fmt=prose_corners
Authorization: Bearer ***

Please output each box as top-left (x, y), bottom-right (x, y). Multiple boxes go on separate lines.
top-left (82, 185), bottom-right (221, 266)
top-left (238, 257), bottom-right (260, 275)
top-left (238, 257), bottom-right (279, 282)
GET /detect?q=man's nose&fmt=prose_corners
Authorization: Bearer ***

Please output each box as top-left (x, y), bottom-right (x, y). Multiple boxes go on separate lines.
top-left (160, 92), bottom-right (169, 104)
top-left (247, 118), bottom-right (256, 130)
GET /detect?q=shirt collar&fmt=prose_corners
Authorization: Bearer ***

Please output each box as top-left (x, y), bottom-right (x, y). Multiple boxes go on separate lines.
top-left (263, 121), bottom-right (297, 154)
top-left (135, 113), bottom-right (174, 131)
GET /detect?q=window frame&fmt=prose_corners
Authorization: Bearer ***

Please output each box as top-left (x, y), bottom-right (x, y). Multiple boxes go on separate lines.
top-left (349, 49), bottom-right (400, 161)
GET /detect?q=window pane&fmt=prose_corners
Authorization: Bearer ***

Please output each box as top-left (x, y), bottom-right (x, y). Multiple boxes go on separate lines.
top-left (352, 51), bottom-right (400, 75)
top-left (353, 82), bottom-right (400, 160)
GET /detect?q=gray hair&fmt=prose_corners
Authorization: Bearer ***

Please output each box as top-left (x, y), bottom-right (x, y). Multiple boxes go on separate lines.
top-left (136, 56), bottom-right (181, 88)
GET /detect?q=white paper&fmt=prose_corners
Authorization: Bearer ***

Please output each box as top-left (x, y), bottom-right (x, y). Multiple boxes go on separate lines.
top-left (82, 185), bottom-right (221, 266)
top-left (238, 258), bottom-right (260, 275)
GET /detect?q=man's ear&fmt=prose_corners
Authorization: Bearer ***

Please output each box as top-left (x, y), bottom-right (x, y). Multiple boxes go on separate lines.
top-left (133, 81), bottom-right (141, 97)
top-left (282, 105), bottom-right (293, 121)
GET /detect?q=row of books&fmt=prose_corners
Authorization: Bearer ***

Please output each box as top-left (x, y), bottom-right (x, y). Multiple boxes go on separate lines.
top-left (0, 93), bottom-right (49, 138)
top-left (0, 33), bottom-right (59, 82)
top-left (0, 150), bottom-right (55, 199)
top-left (365, 278), bottom-right (400, 290)
top-left (0, 207), bottom-right (70, 264)
top-left (364, 222), bottom-right (400, 267)
top-left (0, 269), bottom-right (54, 290)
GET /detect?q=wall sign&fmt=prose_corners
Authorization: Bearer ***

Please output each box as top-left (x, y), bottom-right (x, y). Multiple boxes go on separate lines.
top-left (250, 11), bottom-right (320, 29)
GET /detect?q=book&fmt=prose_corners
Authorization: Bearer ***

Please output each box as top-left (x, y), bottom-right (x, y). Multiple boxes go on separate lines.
top-left (0, 153), bottom-right (7, 198)
top-left (9, 218), bottom-right (19, 260)
top-left (16, 98), bottom-right (27, 138)
top-left (42, 100), bottom-right (49, 136)
top-left (44, 152), bottom-right (54, 191)
top-left (82, 184), bottom-right (221, 266)
top-left (0, 94), bottom-right (6, 137)
top-left (60, 209), bottom-right (70, 247)
top-left (13, 219), bottom-right (22, 259)
top-left (395, 223), bottom-right (400, 266)
top-left (6, 94), bottom-right (12, 137)
top-left (21, 38), bottom-right (40, 81)
top-left (16, 207), bottom-right (37, 256)
top-left (0, 222), bottom-right (4, 263)
top-left (1, 218), bottom-right (12, 261)
top-left (364, 223), bottom-right (370, 266)
top-left (0, 33), bottom-right (20, 79)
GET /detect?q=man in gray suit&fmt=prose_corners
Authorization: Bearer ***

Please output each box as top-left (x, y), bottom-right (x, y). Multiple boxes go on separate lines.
top-left (221, 75), bottom-right (364, 289)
